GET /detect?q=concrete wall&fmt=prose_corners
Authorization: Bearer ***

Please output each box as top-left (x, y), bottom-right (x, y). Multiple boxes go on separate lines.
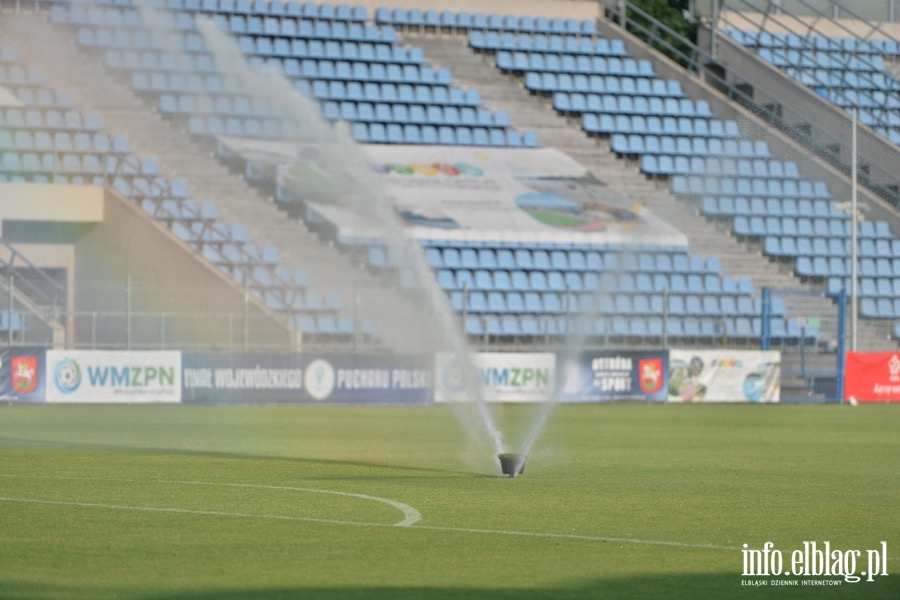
top-left (0, 183), bottom-right (293, 349)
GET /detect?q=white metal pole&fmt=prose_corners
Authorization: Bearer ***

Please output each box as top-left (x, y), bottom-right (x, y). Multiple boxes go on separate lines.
top-left (851, 107), bottom-right (858, 352)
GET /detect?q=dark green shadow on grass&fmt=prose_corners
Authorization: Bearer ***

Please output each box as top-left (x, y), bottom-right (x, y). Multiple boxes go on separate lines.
top-left (3, 573), bottom-right (897, 600)
top-left (0, 436), bottom-right (483, 479)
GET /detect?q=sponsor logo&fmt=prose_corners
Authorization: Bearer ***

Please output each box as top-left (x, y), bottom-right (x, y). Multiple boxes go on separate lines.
top-left (11, 355), bottom-right (38, 394)
top-left (53, 358), bottom-right (82, 394)
top-left (638, 358), bottom-right (663, 394)
top-left (304, 359), bottom-right (335, 400)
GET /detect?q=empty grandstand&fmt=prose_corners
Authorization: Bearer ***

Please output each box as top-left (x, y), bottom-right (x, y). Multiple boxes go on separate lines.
top-left (3, 0), bottom-right (900, 399)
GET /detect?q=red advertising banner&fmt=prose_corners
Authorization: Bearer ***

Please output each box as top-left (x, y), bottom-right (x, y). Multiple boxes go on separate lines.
top-left (844, 352), bottom-right (900, 402)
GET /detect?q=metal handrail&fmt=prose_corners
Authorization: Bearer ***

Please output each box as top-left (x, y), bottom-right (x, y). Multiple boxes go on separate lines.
top-left (0, 239), bottom-right (65, 315)
top-left (605, 0), bottom-right (900, 207)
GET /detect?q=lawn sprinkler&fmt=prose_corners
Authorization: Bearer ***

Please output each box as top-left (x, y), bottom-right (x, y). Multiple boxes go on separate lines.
top-left (498, 453), bottom-right (526, 478)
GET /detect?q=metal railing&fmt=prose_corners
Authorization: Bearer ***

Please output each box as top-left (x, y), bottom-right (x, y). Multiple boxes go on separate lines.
top-left (605, 0), bottom-right (900, 208)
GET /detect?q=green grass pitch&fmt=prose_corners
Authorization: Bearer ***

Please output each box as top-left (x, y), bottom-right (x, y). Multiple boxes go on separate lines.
top-left (0, 403), bottom-right (897, 599)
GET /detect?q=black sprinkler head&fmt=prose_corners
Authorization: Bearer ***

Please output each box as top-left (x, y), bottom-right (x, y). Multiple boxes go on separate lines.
top-left (498, 453), bottom-right (526, 478)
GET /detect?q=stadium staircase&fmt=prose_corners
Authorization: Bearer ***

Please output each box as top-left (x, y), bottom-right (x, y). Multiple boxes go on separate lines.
top-left (1, 11), bottom-right (452, 353)
top-left (404, 32), bottom-right (893, 353)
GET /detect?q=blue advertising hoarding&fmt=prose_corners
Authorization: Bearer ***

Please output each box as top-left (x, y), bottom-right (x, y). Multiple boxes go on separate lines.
top-left (181, 352), bottom-right (433, 405)
top-left (0, 347), bottom-right (47, 403)
top-left (557, 350), bottom-right (668, 402)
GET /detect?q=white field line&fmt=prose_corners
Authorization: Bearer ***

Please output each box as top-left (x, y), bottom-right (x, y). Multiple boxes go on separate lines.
top-left (1, 475), bottom-right (896, 558)
top-left (0, 474), bottom-right (421, 527)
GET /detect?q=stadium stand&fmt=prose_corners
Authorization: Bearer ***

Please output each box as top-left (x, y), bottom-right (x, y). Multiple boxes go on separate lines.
top-left (10, 0), bottom-right (900, 353)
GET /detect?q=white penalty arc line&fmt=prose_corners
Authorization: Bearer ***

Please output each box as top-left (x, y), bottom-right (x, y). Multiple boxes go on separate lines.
top-left (2, 494), bottom-right (896, 557)
top-left (0, 493), bottom-right (735, 551)
top-left (0, 475), bottom-right (421, 527)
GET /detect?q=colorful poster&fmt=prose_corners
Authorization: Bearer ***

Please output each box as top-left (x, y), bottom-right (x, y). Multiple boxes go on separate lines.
top-left (217, 137), bottom-right (688, 247)
top-left (434, 352), bottom-right (556, 403)
top-left (182, 352), bottom-right (432, 404)
top-left (844, 351), bottom-right (900, 402)
top-left (557, 350), bottom-right (668, 402)
top-left (45, 350), bottom-right (181, 404)
top-left (0, 347), bottom-right (47, 402)
top-left (668, 350), bottom-right (781, 403)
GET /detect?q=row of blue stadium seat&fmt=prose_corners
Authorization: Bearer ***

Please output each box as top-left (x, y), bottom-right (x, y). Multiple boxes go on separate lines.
top-left (498, 52), bottom-right (655, 77)
top-left (525, 72), bottom-right (684, 96)
top-left (82, 26), bottom-right (407, 61)
top-left (554, 92), bottom-right (712, 118)
top-left (2, 86), bottom-right (75, 109)
top-left (825, 277), bottom-right (900, 298)
top-left (301, 79), bottom-right (480, 106)
top-left (295, 314), bottom-right (376, 337)
top-left (159, 92), bottom-right (282, 117)
top-left (672, 175), bottom-right (831, 199)
top-left (112, 48), bottom-right (436, 80)
top-left (320, 102), bottom-right (509, 127)
top-left (744, 216), bottom-right (874, 241)
top-left (795, 256), bottom-right (900, 279)
top-left (616, 135), bottom-right (769, 158)
top-left (582, 113), bottom-right (741, 138)
top-left (0, 129), bottom-right (132, 154)
top-left (471, 31), bottom-right (626, 56)
top-left (860, 298), bottom-right (900, 319)
top-left (217, 56), bottom-right (454, 85)
top-left (435, 269), bottom-right (752, 297)
top-left (765, 236), bottom-right (900, 260)
top-left (641, 155), bottom-right (801, 178)
top-left (448, 290), bottom-right (777, 317)
top-left (0, 108), bottom-right (103, 132)
top-left (375, 8), bottom-right (598, 36)
top-left (787, 69), bottom-right (899, 93)
top-left (420, 246), bottom-right (723, 275)
top-left (131, 70), bottom-right (483, 106)
top-left (824, 90), bottom-right (900, 113)
top-left (756, 48), bottom-right (886, 73)
top-left (186, 115), bottom-right (300, 138)
top-left (350, 123), bottom-right (538, 147)
top-left (0, 65), bottom-right (46, 86)
top-left (463, 315), bottom-right (808, 341)
top-left (0, 152), bottom-right (160, 176)
top-left (51, 1), bottom-right (369, 26)
top-left (701, 196), bottom-right (848, 220)
top-left (49, 0), bottom-right (369, 22)
top-left (237, 36), bottom-right (419, 62)
top-left (725, 29), bottom-right (900, 55)
top-left (224, 16), bottom-right (393, 40)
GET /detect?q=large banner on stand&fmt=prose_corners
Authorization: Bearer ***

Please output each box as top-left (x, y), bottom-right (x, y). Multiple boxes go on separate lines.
top-left (557, 350), bottom-right (668, 402)
top-left (45, 350), bottom-right (181, 403)
top-left (181, 352), bottom-right (432, 405)
top-left (217, 137), bottom-right (689, 247)
top-left (844, 351), bottom-right (900, 402)
top-left (0, 347), bottom-right (47, 403)
top-left (434, 352), bottom-right (556, 403)
top-left (668, 350), bottom-right (781, 403)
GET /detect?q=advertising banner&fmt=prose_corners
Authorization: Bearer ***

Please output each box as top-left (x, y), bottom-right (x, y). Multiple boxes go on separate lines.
top-left (668, 350), bottom-right (781, 403)
top-left (217, 136), bottom-right (688, 247)
top-left (0, 347), bottom-right (47, 402)
top-left (844, 351), bottom-right (900, 402)
top-left (181, 352), bottom-right (432, 404)
top-left (434, 352), bottom-right (556, 403)
top-left (45, 350), bottom-right (181, 404)
top-left (557, 350), bottom-right (668, 402)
